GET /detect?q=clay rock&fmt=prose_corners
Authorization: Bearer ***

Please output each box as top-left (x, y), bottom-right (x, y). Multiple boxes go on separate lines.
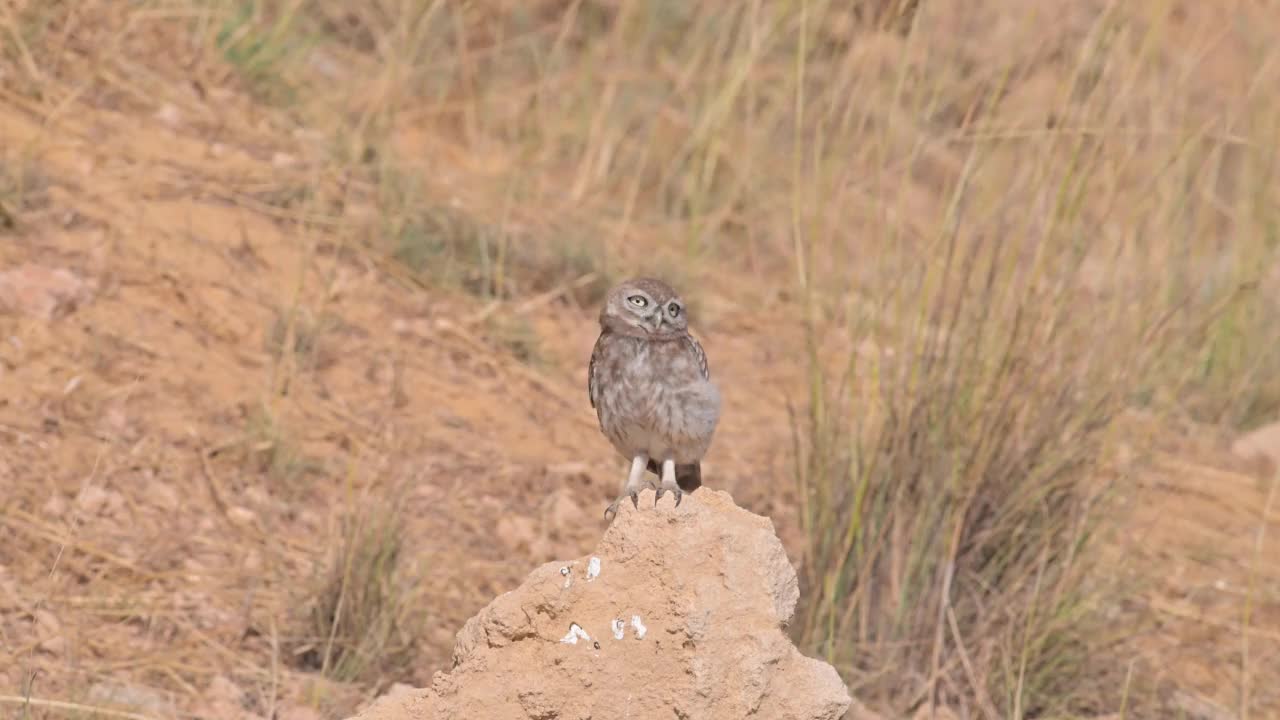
top-left (350, 488), bottom-right (852, 720)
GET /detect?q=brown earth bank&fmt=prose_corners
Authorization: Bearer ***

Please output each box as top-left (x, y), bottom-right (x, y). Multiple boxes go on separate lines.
top-left (2, 1), bottom-right (1279, 719)
top-left (350, 489), bottom-right (851, 720)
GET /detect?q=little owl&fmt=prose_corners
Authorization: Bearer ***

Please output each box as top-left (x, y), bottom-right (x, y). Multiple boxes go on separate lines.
top-left (588, 277), bottom-right (722, 521)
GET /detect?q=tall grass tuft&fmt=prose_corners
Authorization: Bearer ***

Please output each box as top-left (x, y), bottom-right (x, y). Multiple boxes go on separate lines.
top-left (781, 1), bottom-right (1279, 714)
top-left (299, 484), bottom-right (423, 684)
top-left (791, 228), bottom-right (1137, 716)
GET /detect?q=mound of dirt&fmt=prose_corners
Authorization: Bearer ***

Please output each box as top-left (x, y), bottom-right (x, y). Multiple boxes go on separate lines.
top-left (349, 488), bottom-right (852, 720)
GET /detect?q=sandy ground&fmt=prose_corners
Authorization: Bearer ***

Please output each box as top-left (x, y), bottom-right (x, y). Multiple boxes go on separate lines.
top-left (0, 86), bottom-right (816, 718)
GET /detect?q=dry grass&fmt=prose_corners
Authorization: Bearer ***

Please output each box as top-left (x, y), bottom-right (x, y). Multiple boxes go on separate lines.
top-left (0, 149), bottom-right (48, 229)
top-left (791, 232), bottom-right (1140, 715)
top-left (778, 1), bottom-right (1280, 715)
top-left (297, 483), bottom-right (423, 685)
top-left (1, 0), bottom-right (1278, 718)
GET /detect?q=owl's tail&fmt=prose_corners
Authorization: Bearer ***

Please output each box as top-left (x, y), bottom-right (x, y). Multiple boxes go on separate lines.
top-left (645, 460), bottom-right (702, 493)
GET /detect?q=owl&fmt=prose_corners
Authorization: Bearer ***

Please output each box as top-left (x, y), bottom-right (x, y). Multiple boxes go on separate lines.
top-left (588, 277), bottom-right (722, 521)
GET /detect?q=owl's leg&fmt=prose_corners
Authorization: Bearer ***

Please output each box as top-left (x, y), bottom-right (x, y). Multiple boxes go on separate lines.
top-left (654, 458), bottom-right (683, 508)
top-left (604, 454), bottom-right (649, 522)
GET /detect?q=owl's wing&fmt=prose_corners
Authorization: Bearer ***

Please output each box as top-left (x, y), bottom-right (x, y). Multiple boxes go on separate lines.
top-left (588, 332), bottom-right (605, 409)
top-left (685, 334), bottom-right (710, 380)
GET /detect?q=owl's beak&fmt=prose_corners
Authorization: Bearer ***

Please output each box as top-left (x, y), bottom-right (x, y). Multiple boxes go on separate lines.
top-left (651, 314), bottom-right (665, 331)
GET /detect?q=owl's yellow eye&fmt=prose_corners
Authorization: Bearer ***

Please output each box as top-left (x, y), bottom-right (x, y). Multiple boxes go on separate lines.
top-left (628, 295), bottom-right (648, 307)
top-left (667, 303), bottom-right (681, 317)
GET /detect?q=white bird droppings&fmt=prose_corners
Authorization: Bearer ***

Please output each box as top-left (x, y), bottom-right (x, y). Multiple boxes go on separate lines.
top-left (560, 566), bottom-right (572, 589)
top-left (611, 619), bottom-right (626, 640)
top-left (630, 615), bottom-right (647, 639)
top-left (586, 556), bottom-right (601, 581)
top-left (559, 623), bottom-right (591, 645)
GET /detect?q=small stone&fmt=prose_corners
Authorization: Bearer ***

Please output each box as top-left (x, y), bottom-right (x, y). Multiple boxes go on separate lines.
top-left (242, 549), bottom-right (263, 573)
top-left (154, 103), bottom-right (182, 127)
top-left (102, 406), bottom-right (130, 435)
top-left (87, 681), bottom-right (172, 715)
top-left (0, 263), bottom-right (95, 320)
top-left (243, 485), bottom-right (271, 507)
top-left (75, 485), bottom-right (109, 515)
top-left (1232, 420), bottom-right (1280, 475)
top-left (42, 494), bottom-right (69, 517)
top-left (413, 484), bottom-right (441, 502)
top-left (385, 683), bottom-right (416, 699)
top-left (103, 490), bottom-right (126, 517)
top-left (226, 506), bottom-right (258, 527)
top-left (74, 485), bottom-right (125, 517)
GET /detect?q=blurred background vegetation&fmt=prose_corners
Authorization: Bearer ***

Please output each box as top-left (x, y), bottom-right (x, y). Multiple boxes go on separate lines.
top-left (2, 0), bottom-right (1278, 718)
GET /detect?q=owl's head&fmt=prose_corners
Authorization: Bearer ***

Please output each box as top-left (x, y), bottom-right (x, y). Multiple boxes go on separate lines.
top-left (599, 277), bottom-right (689, 338)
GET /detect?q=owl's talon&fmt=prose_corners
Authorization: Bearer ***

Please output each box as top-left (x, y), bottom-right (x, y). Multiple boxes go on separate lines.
top-left (604, 490), bottom-right (642, 522)
top-left (656, 480), bottom-right (682, 508)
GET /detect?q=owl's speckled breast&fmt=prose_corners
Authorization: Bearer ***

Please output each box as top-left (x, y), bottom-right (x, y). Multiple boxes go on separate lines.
top-left (593, 334), bottom-right (721, 464)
